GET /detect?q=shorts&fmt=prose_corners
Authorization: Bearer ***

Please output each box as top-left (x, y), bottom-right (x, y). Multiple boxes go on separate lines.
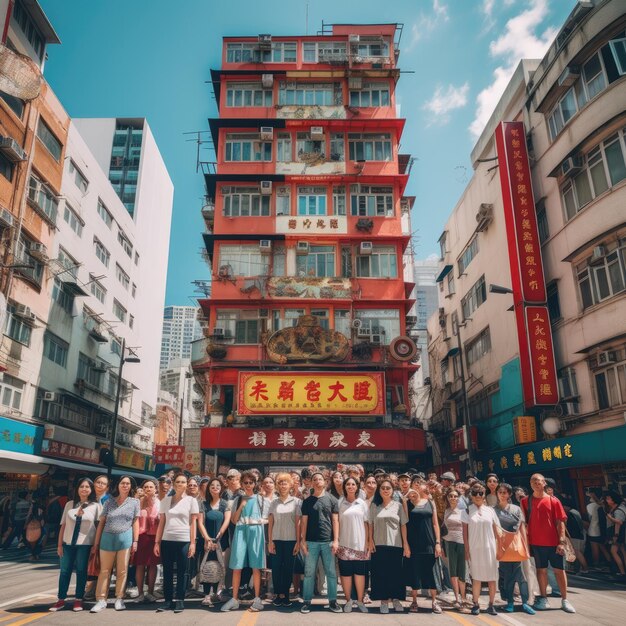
top-left (445, 540), bottom-right (466, 579)
top-left (229, 524), bottom-right (265, 570)
top-left (589, 535), bottom-right (605, 544)
top-left (338, 558), bottom-right (369, 577)
top-left (531, 545), bottom-right (564, 570)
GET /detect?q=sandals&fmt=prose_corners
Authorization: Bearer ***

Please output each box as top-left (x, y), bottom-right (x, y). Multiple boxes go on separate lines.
top-left (410, 601), bottom-right (418, 613)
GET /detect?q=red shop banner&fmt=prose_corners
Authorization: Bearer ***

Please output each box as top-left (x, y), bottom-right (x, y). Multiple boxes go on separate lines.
top-left (40, 439), bottom-right (100, 464)
top-left (154, 444), bottom-right (185, 464)
top-left (201, 427), bottom-right (426, 453)
top-left (525, 306), bottom-right (559, 405)
top-left (450, 426), bottom-right (478, 454)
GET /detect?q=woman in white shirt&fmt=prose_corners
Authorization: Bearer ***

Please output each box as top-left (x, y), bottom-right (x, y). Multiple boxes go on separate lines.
top-left (49, 478), bottom-right (102, 613)
top-left (154, 473), bottom-right (199, 614)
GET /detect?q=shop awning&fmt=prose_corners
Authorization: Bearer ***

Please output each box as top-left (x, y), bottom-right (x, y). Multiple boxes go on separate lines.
top-left (435, 264), bottom-right (453, 283)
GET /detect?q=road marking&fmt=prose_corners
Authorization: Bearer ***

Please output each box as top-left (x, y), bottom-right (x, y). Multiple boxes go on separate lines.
top-left (0, 616), bottom-right (18, 623)
top-left (477, 614), bottom-right (503, 625)
top-left (447, 611), bottom-right (476, 626)
top-left (0, 591), bottom-right (57, 610)
top-left (236, 610), bottom-right (260, 626)
top-left (4, 614), bottom-right (47, 626)
top-left (499, 613), bottom-right (527, 626)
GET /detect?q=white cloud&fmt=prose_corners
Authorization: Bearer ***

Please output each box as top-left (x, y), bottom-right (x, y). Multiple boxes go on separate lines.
top-left (423, 82), bottom-right (469, 126)
top-left (469, 0), bottom-right (558, 139)
top-left (405, 0), bottom-right (449, 52)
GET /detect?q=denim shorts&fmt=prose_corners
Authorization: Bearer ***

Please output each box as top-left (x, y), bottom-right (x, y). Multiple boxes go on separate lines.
top-left (100, 528), bottom-right (133, 552)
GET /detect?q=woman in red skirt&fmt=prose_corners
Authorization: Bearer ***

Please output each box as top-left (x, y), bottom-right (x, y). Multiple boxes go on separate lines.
top-left (135, 479), bottom-right (160, 603)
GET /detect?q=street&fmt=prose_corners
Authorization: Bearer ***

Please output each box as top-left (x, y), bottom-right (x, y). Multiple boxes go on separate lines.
top-left (2, 546), bottom-right (626, 626)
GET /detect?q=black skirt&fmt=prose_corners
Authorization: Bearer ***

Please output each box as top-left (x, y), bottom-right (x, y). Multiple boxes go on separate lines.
top-left (370, 546), bottom-right (405, 600)
top-left (404, 553), bottom-right (437, 590)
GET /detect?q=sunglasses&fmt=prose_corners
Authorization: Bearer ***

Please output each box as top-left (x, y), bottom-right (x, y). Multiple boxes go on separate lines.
top-left (380, 486), bottom-right (393, 490)
top-left (242, 481), bottom-right (255, 485)
top-left (472, 491), bottom-right (485, 496)
top-left (448, 494), bottom-right (459, 498)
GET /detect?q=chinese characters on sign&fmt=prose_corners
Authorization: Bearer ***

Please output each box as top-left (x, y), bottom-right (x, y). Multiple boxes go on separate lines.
top-left (513, 415), bottom-right (537, 445)
top-left (153, 445), bottom-right (185, 465)
top-left (41, 439), bottom-right (100, 464)
top-left (525, 307), bottom-right (559, 405)
top-left (482, 442), bottom-right (574, 474)
top-left (238, 372), bottom-right (385, 415)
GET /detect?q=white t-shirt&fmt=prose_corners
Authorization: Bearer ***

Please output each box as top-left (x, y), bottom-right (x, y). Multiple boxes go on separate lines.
top-left (338, 497), bottom-right (369, 551)
top-left (159, 495), bottom-right (199, 542)
top-left (443, 505), bottom-right (468, 544)
top-left (61, 500), bottom-right (102, 546)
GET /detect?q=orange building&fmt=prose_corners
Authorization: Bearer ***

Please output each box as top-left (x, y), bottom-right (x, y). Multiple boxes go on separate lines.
top-left (193, 24), bottom-right (425, 471)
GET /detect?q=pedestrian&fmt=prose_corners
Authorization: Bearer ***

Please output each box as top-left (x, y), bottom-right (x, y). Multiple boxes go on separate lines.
top-left (48, 478), bottom-right (101, 612)
top-left (397, 472), bottom-right (411, 499)
top-left (329, 470), bottom-right (345, 500)
top-left (605, 491), bottom-right (626, 580)
top-left (485, 474), bottom-right (499, 507)
top-left (562, 496), bottom-right (589, 574)
top-left (440, 472), bottom-right (456, 491)
top-left (463, 481), bottom-right (501, 616)
top-left (197, 478), bottom-right (231, 606)
top-left (1, 490), bottom-right (30, 550)
top-left (154, 472), bottom-right (198, 613)
top-left (513, 486), bottom-right (527, 507)
top-left (442, 488), bottom-right (468, 611)
top-left (268, 472), bottom-right (301, 607)
top-left (405, 484), bottom-right (443, 614)
top-left (522, 474), bottom-right (575, 613)
top-left (24, 495), bottom-right (45, 561)
top-left (221, 471), bottom-right (265, 613)
top-left (135, 479), bottom-right (160, 603)
top-left (186, 476), bottom-right (204, 585)
top-left (368, 478), bottom-right (409, 614)
top-left (363, 475), bottom-right (377, 504)
top-left (199, 477), bottom-right (210, 501)
top-left (337, 476), bottom-right (369, 613)
top-left (43, 486), bottom-right (66, 548)
top-left (157, 476), bottom-right (172, 501)
top-left (94, 475), bottom-right (110, 504)
top-left (494, 482), bottom-right (535, 614)
top-left (586, 487), bottom-right (611, 568)
top-left (299, 471), bottom-right (341, 614)
top-left (90, 476), bottom-right (140, 613)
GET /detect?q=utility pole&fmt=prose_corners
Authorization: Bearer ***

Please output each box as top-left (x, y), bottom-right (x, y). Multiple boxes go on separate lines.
top-left (455, 323), bottom-right (475, 477)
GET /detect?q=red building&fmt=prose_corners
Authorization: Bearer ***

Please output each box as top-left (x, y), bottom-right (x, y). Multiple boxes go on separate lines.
top-left (193, 23), bottom-right (425, 471)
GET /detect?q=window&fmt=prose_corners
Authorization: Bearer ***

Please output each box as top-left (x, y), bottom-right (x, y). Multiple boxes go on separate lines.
top-left (225, 82), bottom-right (272, 107)
top-left (90, 276), bottom-right (106, 304)
top-left (134, 251), bottom-right (140, 266)
top-left (271, 308), bottom-right (305, 332)
top-left (219, 244), bottom-right (268, 277)
top-left (302, 41), bottom-right (347, 63)
top-left (348, 133), bottom-right (392, 161)
top-left (547, 281), bottom-right (562, 323)
top-left (537, 202), bottom-right (549, 244)
top-left (278, 82), bottom-right (336, 106)
top-left (224, 133), bottom-right (272, 161)
top-left (14, 237), bottom-right (43, 286)
top-left (439, 231), bottom-right (448, 259)
top-left (576, 239), bottom-right (626, 309)
top-left (58, 246), bottom-right (79, 278)
top-left (271, 42), bottom-right (297, 62)
top-left (356, 245), bottom-right (397, 278)
top-left (116, 263), bottom-right (130, 290)
top-left (334, 310), bottom-right (350, 335)
top-left (461, 275), bottom-right (487, 320)
top-left (52, 279), bottom-right (74, 313)
top-left (68, 160), bottom-right (88, 193)
top-left (582, 51), bottom-right (607, 100)
top-left (226, 41), bottom-right (296, 63)
top-left (36, 119), bottom-right (62, 161)
top-left (277, 134), bottom-right (292, 162)
top-left (593, 348), bottom-right (626, 410)
top-left (112, 299), bottom-right (127, 323)
top-left (44, 331), bottom-right (68, 367)
top-left (458, 235), bottom-right (479, 274)
top-left (276, 189), bottom-right (290, 216)
top-left (350, 184), bottom-right (394, 216)
top-left (131, 283), bottom-right (137, 298)
top-left (558, 367), bottom-right (580, 414)
top-left (12, 1), bottom-right (44, 59)
top-left (215, 311), bottom-right (259, 343)
top-left (354, 39), bottom-right (390, 58)
top-left (296, 245), bottom-right (335, 277)
top-left (117, 230), bottom-right (133, 257)
top-left (5, 310), bottom-right (32, 346)
top-left (610, 38), bottom-right (626, 75)
top-left (97, 200), bottom-right (113, 228)
top-left (223, 186), bottom-right (271, 216)
top-left (297, 186), bottom-right (327, 215)
top-left (296, 133), bottom-right (325, 160)
top-left (0, 374), bottom-right (24, 411)
top-left (63, 203), bottom-right (83, 236)
top-left (0, 151), bottom-right (14, 181)
top-left (349, 82), bottom-right (390, 107)
top-left (354, 309), bottom-right (400, 340)
top-left (466, 327), bottom-right (491, 367)
top-left (27, 174), bottom-right (58, 224)
top-left (77, 352), bottom-right (103, 389)
top-left (311, 309), bottom-right (330, 329)
top-left (329, 134), bottom-right (344, 161)
top-left (94, 238), bottom-right (110, 267)
top-left (129, 314), bottom-right (134, 329)
top-left (333, 186), bottom-right (346, 215)
top-left (0, 90), bottom-right (24, 118)
top-left (447, 272), bottom-right (455, 296)
top-left (272, 246), bottom-right (286, 276)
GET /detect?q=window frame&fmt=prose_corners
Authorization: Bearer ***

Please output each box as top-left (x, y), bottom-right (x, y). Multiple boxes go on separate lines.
top-left (296, 244), bottom-right (336, 278)
top-left (36, 119), bottom-right (62, 161)
top-left (218, 244), bottom-right (269, 277)
top-left (355, 245), bottom-right (398, 278)
top-left (224, 133), bottom-right (272, 162)
top-left (348, 132), bottom-right (392, 161)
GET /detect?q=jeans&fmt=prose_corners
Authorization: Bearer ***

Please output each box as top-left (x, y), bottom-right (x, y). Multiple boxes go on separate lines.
top-left (58, 544), bottom-right (91, 600)
top-left (303, 541), bottom-right (337, 602)
top-left (161, 540), bottom-right (190, 602)
top-left (272, 540), bottom-right (296, 597)
top-left (499, 561), bottom-right (529, 604)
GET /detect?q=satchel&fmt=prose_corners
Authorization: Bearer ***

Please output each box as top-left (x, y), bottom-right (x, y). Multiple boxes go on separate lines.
top-left (198, 547), bottom-right (224, 584)
top-left (497, 528), bottom-right (530, 562)
top-left (25, 519), bottom-right (42, 544)
top-left (562, 530), bottom-right (577, 563)
top-left (87, 549), bottom-right (101, 577)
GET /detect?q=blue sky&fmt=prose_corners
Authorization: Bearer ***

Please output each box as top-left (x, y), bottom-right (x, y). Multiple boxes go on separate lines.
top-left (40, 0), bottom-right (575, 306)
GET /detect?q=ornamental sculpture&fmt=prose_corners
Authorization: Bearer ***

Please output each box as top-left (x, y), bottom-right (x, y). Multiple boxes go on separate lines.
top-left (265, 314), bottom-right (349, 364)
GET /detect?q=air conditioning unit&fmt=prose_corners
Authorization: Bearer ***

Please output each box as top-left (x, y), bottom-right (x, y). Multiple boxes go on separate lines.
top-left (0, 207), bottom-right (14, 228)
top-left (260, 126), bottom-right (274, 140)
top-left (42, 391), bottom-right (56, 401)
top-left (261, 73), bottom-right (274, 88)
top-left (259, 239), bottom-right (272, 253)
top-left (0, 136), bottom-right (27, 162)
top-left (359, 241), bottom-right (373, 255)
top-left (310, 126), bottom-right (324, 139)
top-left (590, 245), bottom-right (607, 264)
top-left (28, 242), bottom-right (48, 260)
top-left (212, 327), bottom-right (225, 337)
top-left (353, 55), bottom-right (364, 64)
top-left (352, 318), bottom-right (362, 330)
top-left (14, 304), bottom-right (35, 321)
top-left (476, 203), bottom-right (494, 232)
top-left (296, 241), bottom-right (309, 255)
top-left (370, 334), bottom-right (382, 345)
top-left (561, 155), bottom-right (583, 177)
top-left (260, 180), bottom-right (272, 195)
top-left (259, 308), bottom-right (269, 319)
top-left (348, 76), bottom-right (362, 89)
top-left (598, 350), bottom-right (616, 365)
top-left (349, 34), bottom-right (360, 43)
top-left (97, 423), bottom-right (108, 436)
top-left (357, 327), bottom-right (371, 338)
top-left (558, 65), bottom-right (580, 88)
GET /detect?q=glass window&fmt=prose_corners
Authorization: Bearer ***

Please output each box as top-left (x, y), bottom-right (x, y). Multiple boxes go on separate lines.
top-left (547, 281), bottom-right (561, 323)
top-left (223, 186), bottom-right (271, 216)
top-left (94, 238), bottom-right (110, 267)
top-left (355, 245), bottom-right (397, 278)
top-left (465, 327), bottom-right (491, 367)
top-left (97, 200), bottom-right (113, 227)
top-left (604, 135), bottom-right (626, 185)
top-left (52, 278), bottom-right (74, 313)
top-left (354, 309), bottom-right (400, 341)
top-left (537, 203), bottom-right (549, 244)
top-left (27, 175), bottom-right (58, 224)
top-left (610, 38), bottom-right (626, 75)
top-left (0, 374), bottom-right (24, 411)
top-left (310, 309), bottom-right (330, 330)
top-left (350, 184), bottom-right (394, 217)
top-left (582, 52), bottom-right (606, 99)
top-left (4, 311), bottom-right (32, 346)
top-left (349, 82), bottom-right (390, 107)
top-left (90, 276), bottom-right (106, 304)
top-left (333, 186), bottom-right (346, 215)
top-left (348, 133), bottom-right (392, 161)
top-left (225, 134), bottom-right (272, 162)
top-left (112, 299), bottom-right (127, 323)
top-left (68, 160), bottom-right (88, 193)
top-left (461, 275), bottom-right (487, 320)
top-left (0, 90), bottom-right (24, 118)
top-left (296, 245), bottom-right (335, 277)
top-left (0, 151), bottom-right (14, 182)
top-left (297, 186), bottom-right (327, 215)
top-left (458, 236), bottom-right (479, 274)
top-left (225, 82), bottom-right (272, 107)
top-left (116, 263), bottom-right (130, 290)
top-left (334, 309), bottom-right (350, 336)
top-left (117, 230), bottom-right (133, 257)
top-left (219, 244), bottom-right (269, 277)
top-left (36, 119), bottom-right (62, 161)
top-left (44, 331), bottom-right (68, 367)
top-left (296, 133), bottom-right (325, 160)
top-left (329, 134), bottom-right (344, 161)
top-left (63, 203), bottom-right (83, 236)
top-left (278, 82), bottom-right (335, 106)
top-left (576, 240), bottom-right (626, 309)
top-left (276, 189), bottom-right (291, 216)
top-left (276, 134), bottom-right (292, 162)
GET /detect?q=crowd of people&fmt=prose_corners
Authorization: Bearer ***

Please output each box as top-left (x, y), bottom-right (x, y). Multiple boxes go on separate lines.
top-left (2, 465), bottom-right (626, 615)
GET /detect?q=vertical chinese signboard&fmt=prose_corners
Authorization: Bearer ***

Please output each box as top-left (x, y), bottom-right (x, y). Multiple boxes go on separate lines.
top-left (495, 121), bottom-right (559, 407)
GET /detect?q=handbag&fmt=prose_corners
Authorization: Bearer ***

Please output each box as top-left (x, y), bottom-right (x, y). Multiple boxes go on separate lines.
top-left (562, 530), bottom-right (577, 563)
top-left (198, 546), bottom-right (224, 584)
top-left (25, 519), bottom-right (42, 544)
top-left (497, 527), bottom-right (530, 561)
top-left (87, 549), bottom-right (100, 577)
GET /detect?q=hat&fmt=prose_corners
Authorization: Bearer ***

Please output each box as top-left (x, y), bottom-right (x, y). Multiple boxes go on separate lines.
top-left (373, 468), bottom-right (386, 475)
top-left (440, 472), bottom-right (456, 481)
top-left (158, 475), bottom-right (171, 483)
top-left (226, 469), bottom-right (240, 478)
top-left (200, 477), bottom-right (210, 484)
top-left (398, 472), bottom-right (411, 479)
top-left (413, 472), bottom-right (426, 480)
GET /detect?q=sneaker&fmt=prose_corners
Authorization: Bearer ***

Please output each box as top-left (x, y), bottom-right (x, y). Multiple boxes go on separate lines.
top-left (380, 601), bottom-right (389, 614)
top-left (90, 600), bottom-right (107, 613)
top-left (471, 603), bottom-right (480, 615)
top-left (114, 598), bottom-right (126, 611)
top-left (127, 586), bottom-right (139, 599)
top-left (356, 601), bottom-right (368, 613)
top-left (487, 604), bottom-right (497, 616)
top-left (156, 601), bottom-right (173, 612)
top-left (533, 596), bottom-right (549, 611)
top-left (432, 601), bottom-right (442, 614)
top-left (392, 599), bottom-right (404, 612)
top-left (221, 597), bottom-right (240, 612)
top-left (272, 596), bottom-right (283, 607)
top-left (300, 602), bottom-right (311, 614)
top-left (145, 593), bottom-right (157, 603)
top-left (135, 595), bottom-right (145, 603)
top-left (73, 600), bottom-right (84, 612)
top-left (250, 597), bottom-right (264, 612)
top-left (344, 601), bottom-right (353, 613)
top-left (561, 599), bottom-right (576, 614)
top-left (282, 597), bottom-right (293, 607)
top-left (328, 600), bottom-right (341, 613)
top-left (504, 601), bottom-right (514, 613)
top-left (49, 600), bottom-right (65, 612)
top-left (240, 588), bottom-right (254, 600)
top-left (522, 603), bottom-right (536, 615)
top-left (174, 600), bottom-right (184, 613)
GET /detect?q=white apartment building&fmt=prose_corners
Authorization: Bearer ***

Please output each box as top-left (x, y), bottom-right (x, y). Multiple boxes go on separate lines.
top-left (160, 305), bottom-right (202, 369)
top-left (159, 358), bottom-right (204, 430)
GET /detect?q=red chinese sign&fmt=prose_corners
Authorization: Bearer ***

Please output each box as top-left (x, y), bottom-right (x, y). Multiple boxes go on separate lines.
top-left (495, 121), bottom-right (559, 408)
top-left (237, 372), bottom-right (385, 416)
top-left (40, 439), bottom-right (100, 464)
top-left (450, 426), bottom-right (478, 454)
top-left (154, 445), bottom-right (185, 465)
top-left (201, 427), bottom-right (426, 452)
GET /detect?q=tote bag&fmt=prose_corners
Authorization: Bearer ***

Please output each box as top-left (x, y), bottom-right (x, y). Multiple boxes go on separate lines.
top-left (497, 527), bottom-right (530, 562)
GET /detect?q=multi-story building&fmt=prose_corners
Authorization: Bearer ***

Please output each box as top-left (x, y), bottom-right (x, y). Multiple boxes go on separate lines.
top-left (160, 305), bottom-right (202, 369)
top-left (428, 0), bottom-right (626, 496)
top-left (160, 358), bottom-right (203, 430)
top-left (192, 23), bottom-right (424, 472)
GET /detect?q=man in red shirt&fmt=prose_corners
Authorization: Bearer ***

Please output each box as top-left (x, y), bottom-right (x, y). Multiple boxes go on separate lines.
top-left (522, 474), bottom-right (575, 613)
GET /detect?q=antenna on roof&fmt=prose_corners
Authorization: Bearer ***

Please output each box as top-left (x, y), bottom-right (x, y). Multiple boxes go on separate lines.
top-left (305, 1), bottom-right (309, 35)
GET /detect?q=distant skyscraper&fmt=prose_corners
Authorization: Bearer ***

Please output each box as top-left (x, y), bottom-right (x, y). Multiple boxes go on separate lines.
top-left (414, 256), bottom-right (440, 380)
top-left (160, 306), bottom-right (202, 369)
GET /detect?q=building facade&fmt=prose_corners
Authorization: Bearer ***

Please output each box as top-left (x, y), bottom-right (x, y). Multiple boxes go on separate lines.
top-left (428, 0), bottom-right (626, 497)
top-left (160, 305), bottom-right (202, 369)
top-left (192, 23), bottom-right (424, 471)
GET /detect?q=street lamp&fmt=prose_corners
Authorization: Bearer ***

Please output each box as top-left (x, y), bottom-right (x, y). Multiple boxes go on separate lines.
top-left (489, 283), bottom-right (514, 295)
top-left (106, 337), bottom-right (140, 479)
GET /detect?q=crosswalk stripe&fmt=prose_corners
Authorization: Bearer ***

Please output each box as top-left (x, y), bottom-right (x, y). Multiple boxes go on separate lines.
top-left (2, 614), bottom-right (47, 626)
